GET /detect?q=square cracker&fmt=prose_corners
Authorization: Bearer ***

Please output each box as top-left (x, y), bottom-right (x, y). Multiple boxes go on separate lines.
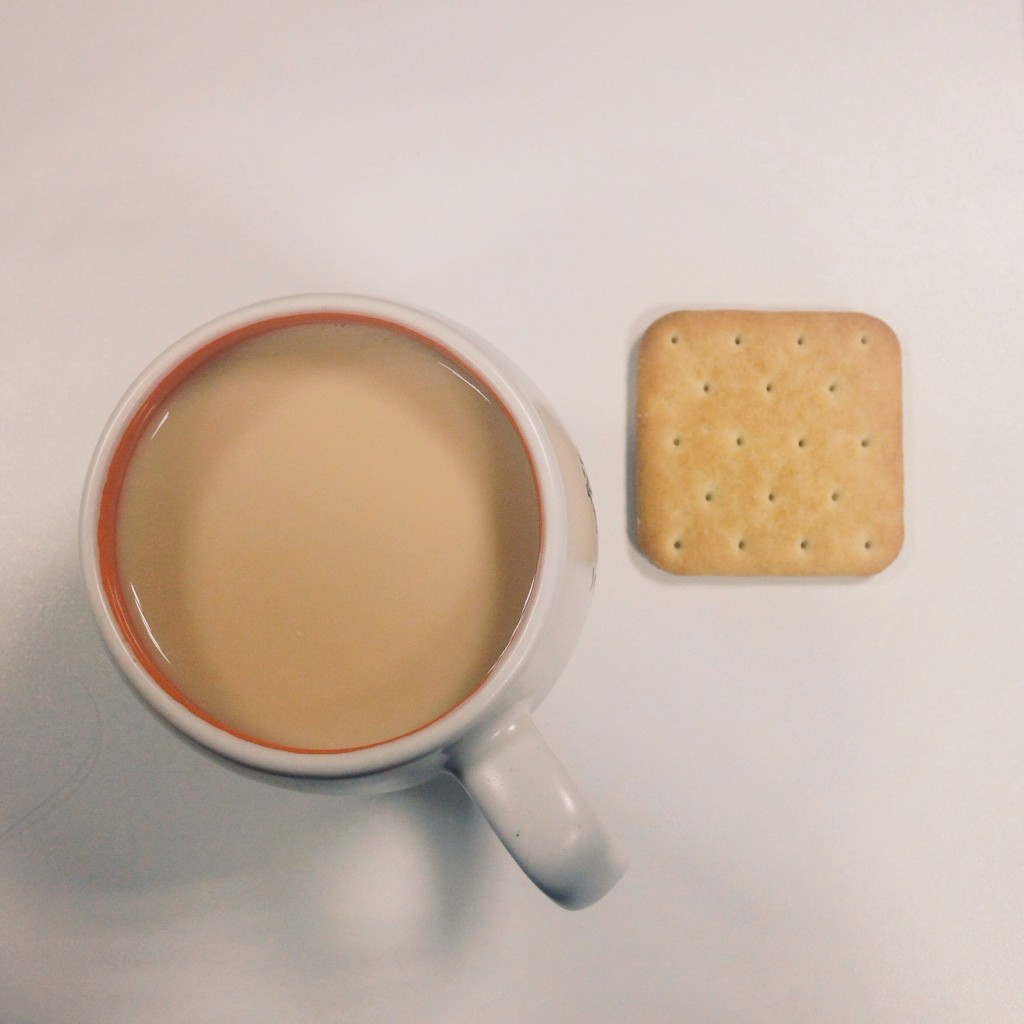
top-left (636, 311), bottom-right (903, 575)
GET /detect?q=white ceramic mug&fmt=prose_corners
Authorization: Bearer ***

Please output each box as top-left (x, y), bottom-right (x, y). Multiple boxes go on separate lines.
top-left (80, 295), bottom-right (626, 909)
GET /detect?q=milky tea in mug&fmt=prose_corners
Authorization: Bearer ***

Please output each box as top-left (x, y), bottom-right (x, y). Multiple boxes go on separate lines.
top-left (104, 315), bottom-right (542, 751)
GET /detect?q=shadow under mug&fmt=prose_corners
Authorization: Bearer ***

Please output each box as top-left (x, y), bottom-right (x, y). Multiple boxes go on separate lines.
top-left (80, 294), bottom-right (626, 909)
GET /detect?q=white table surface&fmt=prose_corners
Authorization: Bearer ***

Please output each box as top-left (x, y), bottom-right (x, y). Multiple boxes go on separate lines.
top-left (3, 2), bottom-right (1023, 1021)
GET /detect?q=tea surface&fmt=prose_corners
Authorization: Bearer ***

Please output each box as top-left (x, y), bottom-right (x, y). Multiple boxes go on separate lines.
top-left (116, 321), bottom-right (541, 749)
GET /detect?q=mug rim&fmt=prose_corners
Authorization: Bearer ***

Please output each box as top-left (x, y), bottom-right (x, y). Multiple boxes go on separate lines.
top-left (80, 294), bottom-right (569, 777)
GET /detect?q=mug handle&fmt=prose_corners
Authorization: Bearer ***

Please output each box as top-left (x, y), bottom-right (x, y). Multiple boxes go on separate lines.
top-left (447, 710), bottom-right (627, 909)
